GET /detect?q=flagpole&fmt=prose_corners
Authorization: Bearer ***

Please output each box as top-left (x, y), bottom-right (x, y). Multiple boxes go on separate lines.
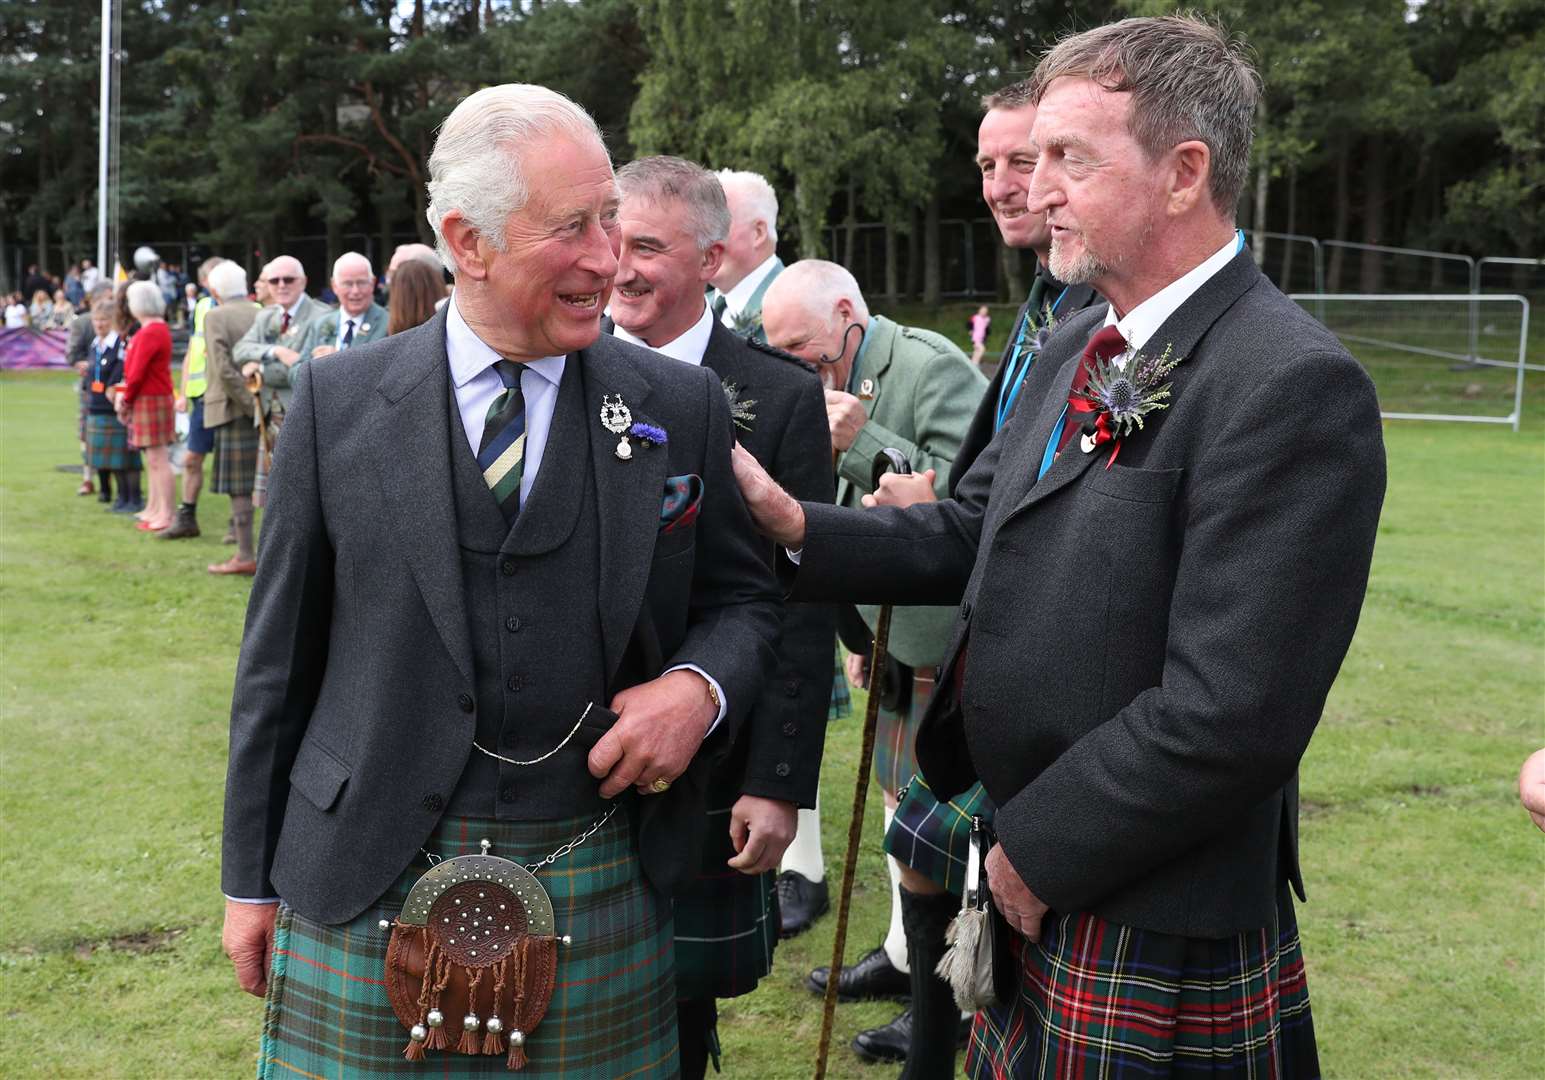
top-left (96, 0), bottom-right (111, 274)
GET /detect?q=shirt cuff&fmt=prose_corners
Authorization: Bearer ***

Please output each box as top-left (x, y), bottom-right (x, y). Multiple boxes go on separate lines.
top-left (785, 547), bottom-right (803, 565)
top-left (224, 894), bottom-right (281, 904)
top-left (664, 664), bottom-right (728, 736)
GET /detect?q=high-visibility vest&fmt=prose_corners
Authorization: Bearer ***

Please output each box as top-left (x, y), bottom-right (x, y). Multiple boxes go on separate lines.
top-left (184, 294), bottom-right (215, 398)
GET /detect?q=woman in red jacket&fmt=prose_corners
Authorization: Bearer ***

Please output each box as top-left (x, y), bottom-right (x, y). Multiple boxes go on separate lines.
top-left (115, 280), bottom-right (177, 531)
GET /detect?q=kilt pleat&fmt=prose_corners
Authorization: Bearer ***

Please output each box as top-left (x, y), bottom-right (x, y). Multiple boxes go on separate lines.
top-left (85, 413), bottom-right (136, 472)
top-left (212, 421), bottom-right (260, 495)
top-left (966, 887), bottom-right (1319, 1080)
top-left (873, 675), bottom-right (931, 798)
top-left (829, 646), bottom-right (852, 721)
top-left (258, 810), bottom-right (678, 1079)
top-left (128, 393), bottom-right (175, 448)
top-left (672, 805), bottom-right (779, 1002)
top-left (884, 776), bottom-right (994, 895)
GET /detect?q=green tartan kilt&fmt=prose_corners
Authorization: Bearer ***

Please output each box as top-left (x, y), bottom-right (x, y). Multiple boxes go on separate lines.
top-left (258, 810), bottom-right (678, 1079)
top-left (85, 412), bottom-right (136, 472)
top-left (212, 420), bottom-right (259, 495)
top-left (671, 802), bottom-right (780, 1003)
top-left (828, 646), bottom-right (851, 721)
top-left (883, 777), bottom-right (994, 896)
top-left (873, 668), bottom-right (935, 798)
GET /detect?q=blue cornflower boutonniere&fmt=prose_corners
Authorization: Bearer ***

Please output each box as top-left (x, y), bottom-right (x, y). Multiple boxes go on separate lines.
top-left (1069, 343), bottom-right (1185, 468)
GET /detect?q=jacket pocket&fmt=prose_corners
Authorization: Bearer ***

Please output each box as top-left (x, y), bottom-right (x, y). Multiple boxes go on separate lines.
top-left (1089, 464), bottom-right (1183, 504)
top-left (289, 738), bottom-right (350, 812)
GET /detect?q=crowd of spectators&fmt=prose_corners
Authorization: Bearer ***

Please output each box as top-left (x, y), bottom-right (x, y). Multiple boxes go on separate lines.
top-left (44, 244), bottom-right (450, 570)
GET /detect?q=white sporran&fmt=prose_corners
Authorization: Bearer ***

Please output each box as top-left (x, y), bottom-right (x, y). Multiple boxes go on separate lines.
top-left (935, 815), bottom-right (999, 1011)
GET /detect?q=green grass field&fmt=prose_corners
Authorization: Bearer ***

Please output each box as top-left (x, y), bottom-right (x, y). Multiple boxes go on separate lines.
top-left (2, 338), bottom-right (1542, 1078)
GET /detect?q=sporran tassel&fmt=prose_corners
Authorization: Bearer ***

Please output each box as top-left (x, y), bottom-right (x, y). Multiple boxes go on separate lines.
top-left (458, 969), bottom-right (484, 1054)
top-left (425, 951), bottom-right (452, 1051)
top-left (483, 954), bottom-right (509, 1055)
top-left (936, 907), bottom-right (988, 1012)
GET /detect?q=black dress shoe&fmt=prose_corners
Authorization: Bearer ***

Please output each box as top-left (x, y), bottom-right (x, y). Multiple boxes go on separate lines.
top-left (776, 870), bottom-right (829, 938)
top-left (851, 1008), bottom-right (972, 1065)
top-left (806, 945), bottom-right (910, 1001)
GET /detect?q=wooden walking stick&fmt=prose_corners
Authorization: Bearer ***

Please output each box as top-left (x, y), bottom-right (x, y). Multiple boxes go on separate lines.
top-left (246, 370), bottom-right (273, 474)
top-left (814, 448), bottom-right (913, 1080)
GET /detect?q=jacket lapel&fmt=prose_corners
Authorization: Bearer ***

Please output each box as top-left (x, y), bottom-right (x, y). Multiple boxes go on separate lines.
top-left (372, 307), bottom-right (474, 685)
top-left (581, 337), bottom-right (669, 681)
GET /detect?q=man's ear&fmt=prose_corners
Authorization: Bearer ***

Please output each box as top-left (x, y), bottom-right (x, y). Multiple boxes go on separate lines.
top-left (701, 242), bottom-right (725, 283)
top-left (440, 211), bottom-right (489, 281)
top-left (1167, 140), bottom-right (1212, 217)
top-left (834, 297), bottom-right (855, 324)
top-left (752, 218), bottom-right (769, 250)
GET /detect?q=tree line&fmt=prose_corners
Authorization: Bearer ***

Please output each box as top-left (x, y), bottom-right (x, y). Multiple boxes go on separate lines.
top-left (2, 0), bottom-right (1538, 300)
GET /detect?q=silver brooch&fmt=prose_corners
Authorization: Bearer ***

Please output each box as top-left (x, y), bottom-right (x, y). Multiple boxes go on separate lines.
top-left (858, 378), bottom-right (875, 400)
top-left (600, 394), bottom-right (634, 460)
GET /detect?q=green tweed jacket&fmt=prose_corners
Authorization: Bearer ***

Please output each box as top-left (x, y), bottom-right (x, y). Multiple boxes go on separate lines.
top-left (837, 315), bottom-right (987, 669)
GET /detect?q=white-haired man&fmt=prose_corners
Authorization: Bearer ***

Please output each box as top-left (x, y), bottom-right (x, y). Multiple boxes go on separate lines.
top-left (734, 16), bottom-right (1386, 1079)
top-left (201, 261), bottom-right (263, 576)
top-left (220, 84), bottom-right (780, 1077)
top-left (759, 263), bottom-right (986, 1001)
top-left (235, 254), bottom-right (325, 504)
top-left (708, 169), bottom-right (782, 342)
top-left (293, 252), bottom-right (388, 365)
top-left (606, 154), bottom-right (836, 1079)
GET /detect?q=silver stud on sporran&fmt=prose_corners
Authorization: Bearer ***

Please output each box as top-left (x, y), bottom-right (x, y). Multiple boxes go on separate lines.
top-left (426, 1008), bottom-right (444, 1029)
top-left (485, 1016), bottom-right (504, 1035)
top-left (410, 1023), bottom-right (428, 1043)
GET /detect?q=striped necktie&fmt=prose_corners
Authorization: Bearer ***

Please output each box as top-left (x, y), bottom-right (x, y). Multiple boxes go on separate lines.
top-left (478, 360), bottom-right (527, 522)
top-left (340, 319), bottom-right (355, 348)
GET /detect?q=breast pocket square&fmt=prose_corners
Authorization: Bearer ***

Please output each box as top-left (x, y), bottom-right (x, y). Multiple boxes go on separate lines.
top-left (660, 474), bottom-right (704, 534)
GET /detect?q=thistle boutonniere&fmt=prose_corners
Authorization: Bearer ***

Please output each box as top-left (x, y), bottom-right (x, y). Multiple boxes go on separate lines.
top-left (731, 309), bottom-right (763, 338)
top-left (721, 379), bottom-right (758, 432)
top-left (1069, 343), bottom-right (1185, 469)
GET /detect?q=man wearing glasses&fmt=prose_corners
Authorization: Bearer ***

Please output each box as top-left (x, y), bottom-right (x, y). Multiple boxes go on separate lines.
top-left (292, 252), bottom-right (389, 367)
top-left (236, 254), bottom-right (325, 504)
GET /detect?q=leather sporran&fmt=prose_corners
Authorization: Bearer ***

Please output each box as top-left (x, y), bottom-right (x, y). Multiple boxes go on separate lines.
top-left (935, 815), bottom-right (1000, 1012)
top-left (385, 847), bottom-right (559, 1070)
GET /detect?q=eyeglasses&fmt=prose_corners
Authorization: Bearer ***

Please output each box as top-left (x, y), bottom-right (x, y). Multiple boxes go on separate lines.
top-left (264, 276), bottom-right (298, 286)
top-left (336, 279), bottom-right (374, 290)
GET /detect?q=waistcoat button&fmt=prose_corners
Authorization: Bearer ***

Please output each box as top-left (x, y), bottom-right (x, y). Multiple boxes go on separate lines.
top-left (499, 782), bottom-right (518, 803)
top-left (500, 559), bottom-right (516, 577)
top-left (505, 616), bottom-right (521, 633)
top-left (457, 693), bottom-right (474, 713)
top-left (421, 793), bottom-right (444, 812)
top-left (774, 763), bottom-right (791, 778)
top-left (506, 674), bottom-right (525, 692)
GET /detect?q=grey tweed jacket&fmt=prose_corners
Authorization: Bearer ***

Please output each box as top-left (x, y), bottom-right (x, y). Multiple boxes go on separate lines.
top-left (221, 307), bottom-right (781, 923)
top-left (788, 251), bottom-right (1386, 937)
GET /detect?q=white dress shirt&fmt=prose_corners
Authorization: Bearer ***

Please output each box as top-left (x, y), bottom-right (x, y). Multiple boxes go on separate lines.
top-left (714, 253), bottom-right (779, 327)
top-left (612, 298), bottom-right (714, 364)
top-left (334, 311), bottom-right (371, 350)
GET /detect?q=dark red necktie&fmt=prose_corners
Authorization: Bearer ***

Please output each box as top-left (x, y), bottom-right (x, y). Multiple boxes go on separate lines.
top-left (280, 311), bottom-right (291, 335)
top-left (1056, 325), bottom-right (1127, 453)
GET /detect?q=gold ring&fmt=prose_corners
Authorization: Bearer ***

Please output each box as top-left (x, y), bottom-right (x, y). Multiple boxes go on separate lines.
top-left (649, 777), bottom-right (672, 794)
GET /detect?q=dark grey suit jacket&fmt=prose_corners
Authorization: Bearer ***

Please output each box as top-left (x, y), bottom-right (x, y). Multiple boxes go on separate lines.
top-left (222, 307), bottom-right (781, 923)
top-left (790, 252), bottom-right (1386, 937)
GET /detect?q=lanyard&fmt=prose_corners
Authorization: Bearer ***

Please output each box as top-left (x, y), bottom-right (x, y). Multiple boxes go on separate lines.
top-left (995, 285), bottom-right (1069, 433)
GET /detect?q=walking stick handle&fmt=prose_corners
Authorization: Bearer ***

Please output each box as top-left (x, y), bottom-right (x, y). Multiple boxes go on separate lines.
top-left (813, 449), bottom-right (913, 1080)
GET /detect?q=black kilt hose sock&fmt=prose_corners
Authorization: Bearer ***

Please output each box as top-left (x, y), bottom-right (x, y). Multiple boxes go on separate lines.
top-left (900, 887), bottom-right (962, 1079)
top-left (97, 470), bottom-right (112, 498)
top-left (676, 997), bottom-right (719, 1080)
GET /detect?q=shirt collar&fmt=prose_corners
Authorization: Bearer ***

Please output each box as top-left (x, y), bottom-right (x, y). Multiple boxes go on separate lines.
top-left (721, 253), bottom-right (779, 315)
top-left (94, 331), bottom-right (119, 350)
top-left (283, 297), bottom-right (306, 320)
top-left (445, 291), bottom-right (566, 390)
top-left (1103, 232), bottom-right (1241, 353)
top-left (611, 297), bottom-right (713, 366)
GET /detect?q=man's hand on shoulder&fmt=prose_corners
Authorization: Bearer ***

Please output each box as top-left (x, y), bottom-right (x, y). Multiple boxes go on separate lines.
top-left (222, 898), bottom-right (279, 997)
top-left (862, 468), bottom-right (938, 509)
top-left (731, 442), bottom-right (807, 548)
top-left (726, 794), bottom-right (798, 875)
top-left (985, 842), bottom-right (1050, 943)
top-left (591, 669), bottom-right (715, 799)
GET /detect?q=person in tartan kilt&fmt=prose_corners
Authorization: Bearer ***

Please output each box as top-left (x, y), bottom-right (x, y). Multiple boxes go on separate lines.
top-left (731, 15), bottom-right (1387, 1079)
top-left (859, 78), bottom-right (1108, 1074)
top-left (220, 85), bottom-right (781, 1079)
top-left (755, 261), bottom-right (986, 1066)
top-left (81, 298), bottom-right (143, 513)
top-left (603, 155), bottom-right (838, 1078)
top-left (200, 261), bottom-right (263, 576)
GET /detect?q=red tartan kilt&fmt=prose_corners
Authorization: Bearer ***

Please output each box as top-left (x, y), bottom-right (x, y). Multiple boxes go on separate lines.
top-left (128, 394), bottom-right (176, 448)
top-left (967, 887), bottom-right (1319, 1079)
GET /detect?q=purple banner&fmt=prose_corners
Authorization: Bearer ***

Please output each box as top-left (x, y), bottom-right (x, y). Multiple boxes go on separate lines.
top-left (0, 328), bottom-right (72, 369)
